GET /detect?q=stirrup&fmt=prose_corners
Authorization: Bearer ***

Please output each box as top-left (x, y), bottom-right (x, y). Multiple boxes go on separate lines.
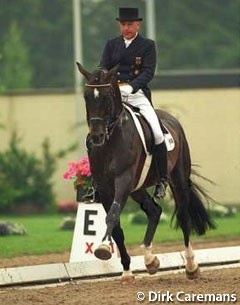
top-left (153, 180), bottom-right (167, 199)
top-left (82, 187), bottom-right (100, 203)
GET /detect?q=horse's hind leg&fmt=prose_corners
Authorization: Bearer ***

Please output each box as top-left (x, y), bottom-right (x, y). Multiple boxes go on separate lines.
top-left (170, 168), bottom-right (200, 279)
top-left (131, 189), bottom-right (162, 275)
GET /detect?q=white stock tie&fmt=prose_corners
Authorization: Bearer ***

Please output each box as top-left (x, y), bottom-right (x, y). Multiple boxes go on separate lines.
top-left (124, 39), bottom-right (132, 48)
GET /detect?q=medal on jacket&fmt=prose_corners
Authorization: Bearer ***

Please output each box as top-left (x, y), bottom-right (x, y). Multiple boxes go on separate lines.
top-left (134, 57), bottom-right (142, 75)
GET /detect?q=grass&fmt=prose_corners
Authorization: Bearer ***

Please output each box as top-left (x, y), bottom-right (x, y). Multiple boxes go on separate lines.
top-left (121, 212), bottom-right (240, 245)
top-left (0, 214), bottom-right (73, 258)
top-left (0, 212), bottom-right (239, 258)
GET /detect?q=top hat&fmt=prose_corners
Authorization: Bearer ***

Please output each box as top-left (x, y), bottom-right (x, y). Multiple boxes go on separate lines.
top-left (116, 7), bottom-right (143, 21)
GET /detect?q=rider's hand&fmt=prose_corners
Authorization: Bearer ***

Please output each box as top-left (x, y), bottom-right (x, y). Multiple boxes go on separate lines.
top-left (120, 84), bottom-right (133, 96)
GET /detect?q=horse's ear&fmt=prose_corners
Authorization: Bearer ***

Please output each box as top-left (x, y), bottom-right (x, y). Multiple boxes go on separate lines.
top-left (76, 62), bottom-right (91, 80)
top-left (108, 65), bottom-right (119, 79)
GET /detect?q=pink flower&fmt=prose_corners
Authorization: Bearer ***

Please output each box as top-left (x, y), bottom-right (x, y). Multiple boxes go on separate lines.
top-left (63, 156), bottom-right (92, 190)
top-left (63, 172), bottom-right (72, 179)
top-left (76, 157), bottom-right (91, 177)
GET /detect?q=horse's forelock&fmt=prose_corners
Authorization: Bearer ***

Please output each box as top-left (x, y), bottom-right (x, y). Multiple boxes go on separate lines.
top-left (88, 69), bottom-right (109, 85)
top-left (85, 68), bottom-right (120, 101)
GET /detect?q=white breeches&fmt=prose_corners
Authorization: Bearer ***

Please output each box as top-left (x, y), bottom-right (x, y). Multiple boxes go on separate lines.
top-left (121, 89), bottom-right (164, 145)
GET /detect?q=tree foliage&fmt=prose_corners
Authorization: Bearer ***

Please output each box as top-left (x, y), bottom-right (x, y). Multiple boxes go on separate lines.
top-left (1, 21), bottom-right (32, 91)
top-left (156, 0), bottom-right (240, 69)
top-left (0, 0), bottom-right (239, 90)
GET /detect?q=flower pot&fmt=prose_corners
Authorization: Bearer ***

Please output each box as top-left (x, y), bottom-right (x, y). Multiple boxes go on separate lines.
top-left (76, 185), bottom-right (87, 202)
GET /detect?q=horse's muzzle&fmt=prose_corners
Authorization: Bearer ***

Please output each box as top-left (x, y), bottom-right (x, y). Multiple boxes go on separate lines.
top-left (89, 117), bottom-right (107, 146)
top-left (91, 132), bottom-right (106, 146)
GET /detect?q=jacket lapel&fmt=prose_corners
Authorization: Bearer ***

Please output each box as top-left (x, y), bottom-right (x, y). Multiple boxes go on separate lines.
top-left (112, 35), bottom-right (144, 64)
top-left (127, 34), bottom-right (143, 50)
top-left (112, 36), bottom-right (126, 64)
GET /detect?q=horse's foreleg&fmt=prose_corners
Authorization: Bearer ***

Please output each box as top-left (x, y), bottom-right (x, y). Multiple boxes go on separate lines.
top-left (112, 224), bottom-right (135, 285)
top-left (131, 190), bottom-right (161, 275)
top-left (94, 201), bottom-right (121, 260)
top-left (103, 201), bottom-right (121, 242)
top-left (94, 174), bottom-right (131, 262)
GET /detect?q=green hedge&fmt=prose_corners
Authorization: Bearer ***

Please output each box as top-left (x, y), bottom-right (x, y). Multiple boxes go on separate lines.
top-left (0, 132), bottom-right (77, 213)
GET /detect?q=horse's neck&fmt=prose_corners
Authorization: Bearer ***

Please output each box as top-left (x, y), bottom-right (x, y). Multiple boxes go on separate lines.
top-left (112, 82), bottom-right (123, 117)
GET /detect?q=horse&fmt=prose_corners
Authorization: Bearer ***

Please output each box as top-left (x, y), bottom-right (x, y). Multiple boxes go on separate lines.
top-left (76, 62), bottom-right (215, 284)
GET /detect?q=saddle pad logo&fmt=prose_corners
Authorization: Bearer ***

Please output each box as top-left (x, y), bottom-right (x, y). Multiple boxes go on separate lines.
top-left (164, 133), bottom-right (175, 151)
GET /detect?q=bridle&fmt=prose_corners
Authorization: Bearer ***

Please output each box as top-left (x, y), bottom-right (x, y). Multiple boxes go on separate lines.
top-left (85, 83), bottom-right (111, 88)
top-left (85, 82), bottom-right (124, 141)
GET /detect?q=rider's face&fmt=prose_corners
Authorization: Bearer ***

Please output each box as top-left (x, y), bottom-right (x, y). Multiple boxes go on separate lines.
top-left (118, 21), bottom-right (141, 40)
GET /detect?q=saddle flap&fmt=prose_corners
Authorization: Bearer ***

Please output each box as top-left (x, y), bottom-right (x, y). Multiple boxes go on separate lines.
top-left (124, 104), bottom-right (175, 152)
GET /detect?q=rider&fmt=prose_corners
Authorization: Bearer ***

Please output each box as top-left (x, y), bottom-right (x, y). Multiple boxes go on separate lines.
top-left (99, 7), bottom-right (168, 198)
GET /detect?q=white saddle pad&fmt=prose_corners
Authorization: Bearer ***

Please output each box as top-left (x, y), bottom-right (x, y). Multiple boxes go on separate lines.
top-left (124, 105), bottom-right (175, 191)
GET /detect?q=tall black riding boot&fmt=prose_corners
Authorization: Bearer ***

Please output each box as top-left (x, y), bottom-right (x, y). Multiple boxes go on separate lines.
top-left (153, 142), bottom-right (168, 199)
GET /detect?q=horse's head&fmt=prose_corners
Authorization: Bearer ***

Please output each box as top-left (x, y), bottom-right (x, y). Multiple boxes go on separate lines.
top-left (77, 62), bottom-right (122, 146)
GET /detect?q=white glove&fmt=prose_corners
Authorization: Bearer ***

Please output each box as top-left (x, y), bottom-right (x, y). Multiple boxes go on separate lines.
top-left (120, 84), bottom-right (133, 96)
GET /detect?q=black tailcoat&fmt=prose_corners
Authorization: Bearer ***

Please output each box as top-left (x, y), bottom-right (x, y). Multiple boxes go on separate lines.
top-left (100, 34), bottom-right (157, 101)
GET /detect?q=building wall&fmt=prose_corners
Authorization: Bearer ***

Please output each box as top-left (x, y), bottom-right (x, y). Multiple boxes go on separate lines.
top-left (153, 88), bottom-right (240, 205)
top-left (0, 93), bottom-right (88, 205)
top-left (0, 88), bottom-right (239, 205)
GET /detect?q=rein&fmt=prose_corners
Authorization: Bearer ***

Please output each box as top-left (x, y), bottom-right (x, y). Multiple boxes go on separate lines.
top-left (106, 107), bottom-right (125, 139)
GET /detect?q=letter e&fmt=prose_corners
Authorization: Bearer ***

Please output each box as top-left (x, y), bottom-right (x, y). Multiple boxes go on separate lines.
top-left (84, 210), bottom-right (97, 235)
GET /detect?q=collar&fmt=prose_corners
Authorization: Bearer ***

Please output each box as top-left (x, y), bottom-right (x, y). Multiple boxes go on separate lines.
top-left (123, 33), bottom-right (138, 47)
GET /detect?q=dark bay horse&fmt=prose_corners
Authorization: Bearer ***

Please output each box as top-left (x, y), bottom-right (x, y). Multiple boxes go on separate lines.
top-left (77, 62), bottom-right (215, 284)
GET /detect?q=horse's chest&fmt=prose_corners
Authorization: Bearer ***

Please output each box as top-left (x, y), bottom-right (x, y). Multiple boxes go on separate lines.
top-left (91, 149), bottom-right (132, 178)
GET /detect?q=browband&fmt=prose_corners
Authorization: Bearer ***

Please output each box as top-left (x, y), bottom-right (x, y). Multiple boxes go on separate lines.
top-left (85, 83), bottom-right (111, 88)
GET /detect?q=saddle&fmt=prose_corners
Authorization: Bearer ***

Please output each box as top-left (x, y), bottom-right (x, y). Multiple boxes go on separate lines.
top-left (123, 103), bottom-right (175, 154)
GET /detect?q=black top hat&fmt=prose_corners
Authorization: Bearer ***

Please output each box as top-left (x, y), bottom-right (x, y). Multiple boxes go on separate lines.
top-left (116, 7), bottom-right (143, 21)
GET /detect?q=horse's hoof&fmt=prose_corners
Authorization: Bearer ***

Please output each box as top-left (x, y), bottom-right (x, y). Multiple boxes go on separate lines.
top-left (94, 244), bottom-right (112, 260)
top-left (186, 266), bottom-right (200, 280)
top-left (121, 272), bottom-right (136, 285)
top-left (146, 256), bottom-right (160, 275)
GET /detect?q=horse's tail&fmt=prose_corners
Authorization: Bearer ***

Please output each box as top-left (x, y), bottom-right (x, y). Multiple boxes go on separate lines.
top-left (187, 179), bottom-right (216, 235)
top-left (166, 112), bottom-right (216, 235)
top-left (172, 176), bottom-right (216, 236)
